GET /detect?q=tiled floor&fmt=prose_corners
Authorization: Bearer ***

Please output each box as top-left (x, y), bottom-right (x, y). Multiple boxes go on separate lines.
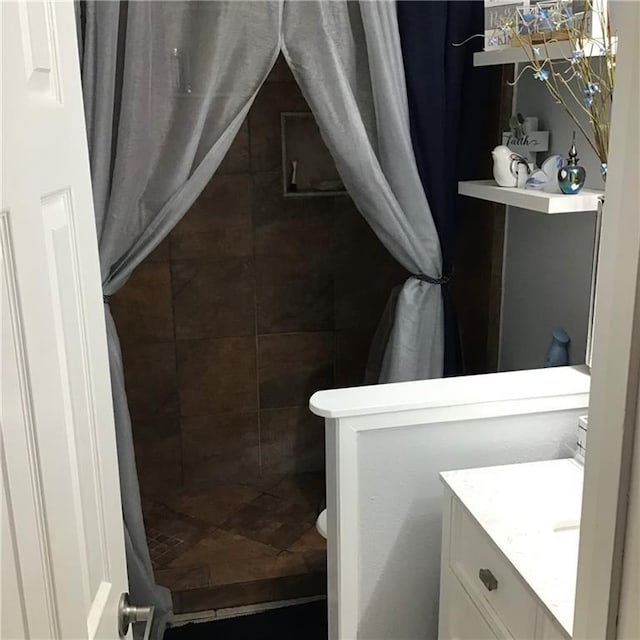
top-left (142, 472), bottom-right (327, 614)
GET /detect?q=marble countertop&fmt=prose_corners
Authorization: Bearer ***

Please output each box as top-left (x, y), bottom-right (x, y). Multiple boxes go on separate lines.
top-left (441, 458), bottom-right (584, 637)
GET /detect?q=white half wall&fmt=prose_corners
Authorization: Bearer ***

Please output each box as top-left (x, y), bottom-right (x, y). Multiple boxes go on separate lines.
top-left (311, 366), bottom-right (590, 640)
top-left (357, 410), bottom-right (581, 640)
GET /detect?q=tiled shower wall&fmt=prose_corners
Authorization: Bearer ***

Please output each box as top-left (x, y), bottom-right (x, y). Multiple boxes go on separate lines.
top-left (111, 56), bottom-right (405, 495)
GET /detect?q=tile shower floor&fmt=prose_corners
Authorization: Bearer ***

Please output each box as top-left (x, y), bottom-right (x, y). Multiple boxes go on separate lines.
top-left (142, 472), bottom-right (327, 614)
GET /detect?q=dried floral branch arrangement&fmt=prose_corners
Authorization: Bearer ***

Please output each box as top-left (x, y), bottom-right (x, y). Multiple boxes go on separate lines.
top-left (472, 1), bottom-right (615, 176)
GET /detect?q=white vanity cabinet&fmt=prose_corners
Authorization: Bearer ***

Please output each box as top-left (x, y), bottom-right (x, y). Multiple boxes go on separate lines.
top-left (438, 459), bottom-right (583, 640)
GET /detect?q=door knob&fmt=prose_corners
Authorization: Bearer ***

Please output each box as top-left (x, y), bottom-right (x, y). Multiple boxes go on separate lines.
top-left (118, 592), bottom-right (155, 640)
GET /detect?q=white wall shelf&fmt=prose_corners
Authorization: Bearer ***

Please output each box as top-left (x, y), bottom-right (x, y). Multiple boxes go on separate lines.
top-left (458, 180), bottom-right (603, 214)
top-left (474, 38), bottom-right (616, 67)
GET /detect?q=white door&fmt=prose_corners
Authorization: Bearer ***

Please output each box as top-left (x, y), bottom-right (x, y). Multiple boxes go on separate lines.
top-left (1, 1), bottom-right (131, 638)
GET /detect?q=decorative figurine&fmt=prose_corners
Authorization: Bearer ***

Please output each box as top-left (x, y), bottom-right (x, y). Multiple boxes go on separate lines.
top-left (558, 132), bottom-right (586, 194)
top-left (526, 154), bottom-right (564, 192)
top-left (492, 145), bottom-right (529, 188)
top-left (545, 327), bottom-right (570, 367)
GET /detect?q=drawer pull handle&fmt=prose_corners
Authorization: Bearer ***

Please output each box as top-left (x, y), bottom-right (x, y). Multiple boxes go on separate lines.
top-left (479, 568), bottom-right (498, 592)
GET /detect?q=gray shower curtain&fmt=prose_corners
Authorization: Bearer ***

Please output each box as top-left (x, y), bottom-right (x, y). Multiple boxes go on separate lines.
top-left (79, 2), bottom-right (281, 636)
top-left (80, 1), bottom-right (442, 637)
top-left (282, 1), bottom-right (445, 382)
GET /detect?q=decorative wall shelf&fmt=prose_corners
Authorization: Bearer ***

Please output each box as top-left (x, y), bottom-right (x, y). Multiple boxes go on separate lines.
top-left (458, 180), bottom-right (603, 214)
top-left (473, 38), bottom-right (616, 67)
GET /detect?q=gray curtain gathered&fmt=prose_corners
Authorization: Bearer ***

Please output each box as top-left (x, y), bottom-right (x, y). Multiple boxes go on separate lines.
top-left (282, 0), bottom-right (444, 382)
top-left (79, 1), bottom-right (443, 637)
top-left (79, 2), bottom-right (282, 637)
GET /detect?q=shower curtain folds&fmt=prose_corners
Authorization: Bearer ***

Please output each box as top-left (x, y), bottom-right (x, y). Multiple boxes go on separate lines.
top-left (79, 2), bottom-right (282, 637)
top-left (396, 0), bottom-right (485, 376)
top-left (281, 0), bottom-right (445, 382)
top-left (79, 2), bottom-right (445, 638)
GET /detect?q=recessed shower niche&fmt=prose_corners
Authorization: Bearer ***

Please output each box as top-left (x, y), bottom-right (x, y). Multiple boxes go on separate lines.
top-left (281, 112), bottom-right (346, 197)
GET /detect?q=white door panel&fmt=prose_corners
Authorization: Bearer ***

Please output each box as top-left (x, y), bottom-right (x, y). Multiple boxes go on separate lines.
top-left (1, 1), bottom-right (129, 638)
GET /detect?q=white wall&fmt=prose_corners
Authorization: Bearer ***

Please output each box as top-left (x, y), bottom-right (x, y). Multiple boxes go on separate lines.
top-left (500, 66), bottom-right (602, 371)
top-left (356, 410), bottom-right (584, 639)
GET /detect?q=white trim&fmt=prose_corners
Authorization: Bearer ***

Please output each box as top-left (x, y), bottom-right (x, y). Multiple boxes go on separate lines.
top-left (474, 38), bottom-right (617, 67)
top-left (310, 365), bottom-right (589, 419)
top-left (458, 181), bottom-right (603, 215)
top-left (573, 2), bottom-right (640, 637)
top-left (325, 419), bottom-right (359, 640)
top-left (497, 202), bottom-right (510, 371)
top-left (0, 210), bottom-right (60, 638)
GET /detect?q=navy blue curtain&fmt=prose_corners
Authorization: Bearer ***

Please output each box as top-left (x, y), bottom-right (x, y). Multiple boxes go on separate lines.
top-left (397, 0), bottom-right (486, 376)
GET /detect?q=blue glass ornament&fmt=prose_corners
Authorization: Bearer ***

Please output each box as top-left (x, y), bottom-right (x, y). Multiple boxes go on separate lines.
top-left (600, 163), bottom-right (607, 181)
top-left (534, 68), bottom-right (550, 81)
top-left (558, 132), bottom-right (586, 194)
top-left (545, 328), bottom-right (570, 367)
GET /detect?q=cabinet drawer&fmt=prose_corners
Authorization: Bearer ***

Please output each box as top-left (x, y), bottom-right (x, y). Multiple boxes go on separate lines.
top-left (439, 568), bottom-right (499, 640)
top-left (449, 498), bottom-right (538, 639)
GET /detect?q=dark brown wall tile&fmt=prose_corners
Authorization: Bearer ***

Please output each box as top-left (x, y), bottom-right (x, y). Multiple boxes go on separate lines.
top-left (172, 258), bottom-right (255, 339)
top-left (330, 198), bottom-right (374, 259)
top-left (260, 408), bottom-right (324, 477)
top-left (147, 237), bottom-right (171, 262)
top-left (177, 337), bottom-right (257, 416)
top-left (255, 213), bottom-right (332, 260)
top-left (217, 119), bottom-right (250, 175)
top-left (249, 83), bottom-right (308, 173)
top-left (258, 333), bottom-right (334, 409)
top-left (335, 329), bottom-right (374, 388)
top-left (256, 255), bottom-right (333, 334)
top-left (182, 412), bottom-right (260, 486)
top-left (170, 174), bottom-right (253, 261)
top-left (120, 342), bottom-right (178, 422)
top-left (134, 430), bottom-right (182, 495)
top-left (265, 54), bottom-right (296, 83)
top-left (111, 262), bottom-right (174, 344)
top-left (333, 268), bottom-right (401, 334)
top-left (332, 203), bottom-right (406, 333)
top-left (252, 171), bottom-right (331, 232)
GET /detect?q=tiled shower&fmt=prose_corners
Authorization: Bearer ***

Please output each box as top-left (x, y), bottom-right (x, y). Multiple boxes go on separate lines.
top-left (110, 56), bottom-right (405, 614)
